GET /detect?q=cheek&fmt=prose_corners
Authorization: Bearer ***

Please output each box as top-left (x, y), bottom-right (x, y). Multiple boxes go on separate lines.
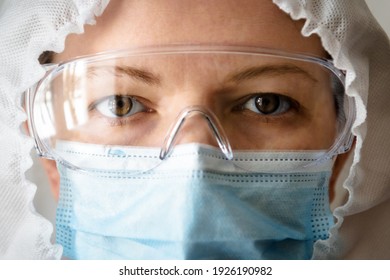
top-left (300, 94), bottom-right (338, 149)
top-left (40, 158), bottom-right (60, 201)
top-left (293, 95), bottom-right (336, 151)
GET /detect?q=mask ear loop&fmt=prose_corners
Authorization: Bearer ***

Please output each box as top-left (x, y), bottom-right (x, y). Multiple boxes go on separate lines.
top-left (159, 105), bottom-right (233, 160)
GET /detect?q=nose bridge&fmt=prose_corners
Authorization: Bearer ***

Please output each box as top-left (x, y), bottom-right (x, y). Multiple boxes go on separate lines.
top-left (159, 106), bottom-right (233, 160)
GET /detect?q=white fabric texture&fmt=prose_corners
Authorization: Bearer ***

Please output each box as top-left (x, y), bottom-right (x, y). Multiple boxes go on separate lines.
top-left (0, 0), bottom-right (109, 259)
top-left (272, 0), bottom-right (390, 259)
top-left (0, 0), bottom-right (389, 259)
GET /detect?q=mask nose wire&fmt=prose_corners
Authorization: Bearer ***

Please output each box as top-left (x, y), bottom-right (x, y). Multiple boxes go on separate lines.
top-left (159, 105), bottom-right (233, 160)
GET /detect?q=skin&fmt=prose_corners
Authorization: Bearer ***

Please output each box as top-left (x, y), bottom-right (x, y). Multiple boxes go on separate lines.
top-left (39, 0), bottom-right (351, 200)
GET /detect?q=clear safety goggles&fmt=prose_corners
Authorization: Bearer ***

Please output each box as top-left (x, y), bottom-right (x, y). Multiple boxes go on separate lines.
top-left (25, 45), bottom-right (355, 172)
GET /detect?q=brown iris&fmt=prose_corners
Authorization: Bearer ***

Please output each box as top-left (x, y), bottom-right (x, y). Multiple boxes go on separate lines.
top-left (255, 94), bottom-right (281, 114)
top-left (108, 95), bottom-right (133, 117)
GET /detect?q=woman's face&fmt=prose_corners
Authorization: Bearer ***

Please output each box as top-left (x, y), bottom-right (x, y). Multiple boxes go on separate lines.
top-left (43, 0), bottom-right (347, 200)
top-left (55, 0), bottom-right (336, 145)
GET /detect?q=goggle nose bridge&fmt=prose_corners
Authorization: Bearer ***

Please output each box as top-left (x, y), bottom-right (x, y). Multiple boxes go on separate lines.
top-left (159, 106), bottom-right (233, 160)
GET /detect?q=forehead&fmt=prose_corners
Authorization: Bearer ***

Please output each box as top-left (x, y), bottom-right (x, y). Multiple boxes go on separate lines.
top-left (57, 0), bottom-right (326, 61)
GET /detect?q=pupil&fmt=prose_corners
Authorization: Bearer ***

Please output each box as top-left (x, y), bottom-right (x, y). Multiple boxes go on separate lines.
top-left (255, 94), bottom-right (280, 114)
top-left (117, 99), bottom-right (124, 107)
top-left (109, 96), bottom-right (132, 116)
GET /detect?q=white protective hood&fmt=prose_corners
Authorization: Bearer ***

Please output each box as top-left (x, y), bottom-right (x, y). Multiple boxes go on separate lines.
top-left (0, 0), bottom-right (389, 259)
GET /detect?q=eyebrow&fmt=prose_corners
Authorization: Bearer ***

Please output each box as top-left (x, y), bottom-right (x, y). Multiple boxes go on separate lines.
top-left (86, 65), bottom-right (161, 85)
top-left (227, 64), bottom-right (318, 84)
top-left (115, 66), bottom-right (161, 85)
top-left (86, 63), bottom-right (316, 86)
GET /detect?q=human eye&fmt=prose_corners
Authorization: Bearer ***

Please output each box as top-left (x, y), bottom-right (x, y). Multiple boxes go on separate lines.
top-left (241, 93), bottom-right (299, 116)
top-left (89, 94), bottom-right (148, 119)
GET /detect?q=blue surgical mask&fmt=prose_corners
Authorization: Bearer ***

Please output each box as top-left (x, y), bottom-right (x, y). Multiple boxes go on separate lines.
top-left (55, 142), bottom-right (334, 260)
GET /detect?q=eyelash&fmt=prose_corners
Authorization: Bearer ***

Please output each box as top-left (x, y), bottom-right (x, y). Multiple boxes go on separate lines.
top-left (233, 93), bottom-right (300, 121)
top-left (89, 94), bottom-right (153, 126)
top-left (89, 92), bottom-right (301, 128)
